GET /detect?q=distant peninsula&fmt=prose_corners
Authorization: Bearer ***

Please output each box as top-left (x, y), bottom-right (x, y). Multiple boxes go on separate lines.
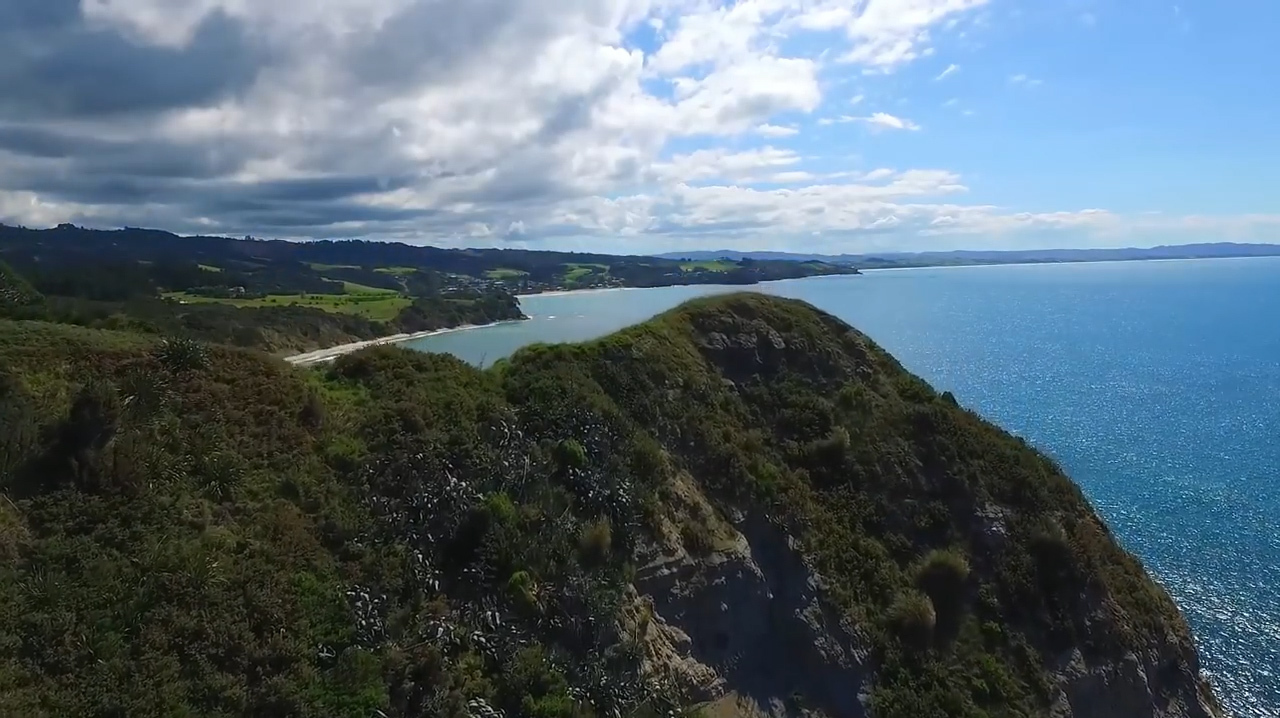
top-left (0, 223), bottom-right (855, 355)
top-left (658, 242), bottom-right (1280, 269)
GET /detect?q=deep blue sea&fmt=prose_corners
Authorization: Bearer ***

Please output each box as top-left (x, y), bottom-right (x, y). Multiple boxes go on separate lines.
top-left (408, 258), bottom-right (1280, 717)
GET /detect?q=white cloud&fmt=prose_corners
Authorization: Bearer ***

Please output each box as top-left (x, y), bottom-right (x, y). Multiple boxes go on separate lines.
top-left (650, 146), bottom-right (801, 184)
top-left (818, 111), bottom-right (919, 130)
top-left (857, 112), bottom-right (922, 131)
top-left (670, 56), bottom-right (821, 134)
top-left (1009, 73), bottom-right (1043, 87)
top-left (769, 171), bottom-right (817, 183)
top-left (645, 1), bottom-right (771, 75)
top-left (829, 0), bottom-right (989, 69)
top-left (935, 63), bottom-right (960, 81)
top-left (755, 123), bottom-right (800, 137)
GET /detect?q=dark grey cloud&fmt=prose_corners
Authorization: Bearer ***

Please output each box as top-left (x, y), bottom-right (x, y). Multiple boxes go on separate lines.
top-left (346, 0), bottom-right (525, 89)
top-left (13, 170), bottom-right (166, 204)
top-left (0, 1), bottom-right (83, 32)
top-left (0, 4), bottom-right (266, 121)
top-left (534, 81), bottom-right (616, 145)
top-left (243, 174), bottom-right (419, 203)
top-left (0, 125), bottom-right (251, 178)
top-left (226, 202), bottom-right (435, 228)
top-left (10, 165), bottom-right (420, 210)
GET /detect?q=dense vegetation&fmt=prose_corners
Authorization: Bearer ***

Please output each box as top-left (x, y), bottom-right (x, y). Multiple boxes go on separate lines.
top-left (0, 289), bottom-right (1213, 717)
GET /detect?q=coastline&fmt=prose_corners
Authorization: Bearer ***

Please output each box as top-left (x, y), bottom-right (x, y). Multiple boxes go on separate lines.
top-left (859, 254), bottom-right (1280, 273)
top-left (284, 319), bottom-right (524, 365)
top-left (282, 255), bottom-right (1277, 366)
top-left (519, 286), bottom-right (640, 298)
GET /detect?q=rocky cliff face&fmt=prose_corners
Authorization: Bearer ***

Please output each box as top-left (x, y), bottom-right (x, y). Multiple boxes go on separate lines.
top-left (627, 473), bottom-right (871, 717)
top-left (628, 508), bottom-right (1220, 718)
top-left (622, 475), bottom-right (1220, 718)
top-left (1049, 637), bottom-right (1218, 718)
top-left (588, 294), bottom-right (1224, 718)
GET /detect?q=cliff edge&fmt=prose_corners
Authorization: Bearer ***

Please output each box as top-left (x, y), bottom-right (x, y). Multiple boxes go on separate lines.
top-left (505, 293), bottom-right (1221, 718)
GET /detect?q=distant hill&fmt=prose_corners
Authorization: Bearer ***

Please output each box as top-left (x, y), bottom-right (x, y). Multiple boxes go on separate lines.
top-left (0, 222), bottom-right (856, 355)
top-left (0, 223), bottom-right (855, 295)
top-left (658, 243), bottom-right (1280, 268)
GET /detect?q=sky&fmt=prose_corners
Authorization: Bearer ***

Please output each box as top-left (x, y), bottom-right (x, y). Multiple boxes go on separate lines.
top-left (1, 0), bottom-right (1278, 254)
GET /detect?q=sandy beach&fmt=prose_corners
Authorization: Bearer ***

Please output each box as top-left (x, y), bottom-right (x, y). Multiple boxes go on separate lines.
top-left (519, 286), bottom-right (639, 298)
top-left (284, 320), bottom-right (521, 365)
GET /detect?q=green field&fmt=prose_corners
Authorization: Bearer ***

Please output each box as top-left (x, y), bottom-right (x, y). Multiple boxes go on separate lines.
top-left (338, 280), bottom-right (399, 295)
top-left (197, 264), bottom-right (223, 272)
top-left (307, 262), bottom-right (360, 271)
top-left (374, 266), bottom-right (419, 274)
top-left (680, 259), bottom-right (736, 271)
top-left (563, 263), bottom-right (609, 282)
top-left (164, 289), bottom-right (410, 322)
top-left (485, 268), bottom-right (529, 280)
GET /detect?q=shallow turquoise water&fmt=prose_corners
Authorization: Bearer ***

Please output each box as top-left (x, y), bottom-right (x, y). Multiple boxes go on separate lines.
top-left (408, 258), bottom-right (1280, 716)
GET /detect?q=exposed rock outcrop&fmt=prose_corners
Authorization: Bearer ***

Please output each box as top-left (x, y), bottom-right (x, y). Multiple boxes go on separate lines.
top-left (630, 500), bottom-right (871, 717)
top-left (1050, 640), bottom-right (1220, 718)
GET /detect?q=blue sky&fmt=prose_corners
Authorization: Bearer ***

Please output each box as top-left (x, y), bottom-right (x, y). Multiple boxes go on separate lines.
top-left (1, 0), bottom-right (1277, 253)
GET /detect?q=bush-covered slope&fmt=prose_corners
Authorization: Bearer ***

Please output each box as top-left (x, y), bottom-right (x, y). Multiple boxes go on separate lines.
top-left (0, 293), bottom-right (1219, 718)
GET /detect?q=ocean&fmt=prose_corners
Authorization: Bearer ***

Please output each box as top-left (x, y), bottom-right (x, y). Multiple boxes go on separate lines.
top-left (407, 257), bottom-right (1280, 717)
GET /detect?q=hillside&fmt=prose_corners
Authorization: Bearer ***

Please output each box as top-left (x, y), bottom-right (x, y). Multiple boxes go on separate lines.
top-left (0, 294), bottom-right (1220, 717)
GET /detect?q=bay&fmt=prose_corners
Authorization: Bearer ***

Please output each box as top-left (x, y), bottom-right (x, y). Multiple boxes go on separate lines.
top-left (406, 257), bottom-right (1280, 716)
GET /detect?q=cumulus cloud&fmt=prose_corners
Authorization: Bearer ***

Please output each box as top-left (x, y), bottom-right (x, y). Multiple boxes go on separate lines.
top-left (0, 0), bottom-right (1272, 252)
top-left (827, 0), bottom-right (989, 69)
top-left (755, 123), bottom-right (799, 137)
top-left (649, 146), bottom-right (802, 185)
top-left (858, 112), bottom-right (922, 131)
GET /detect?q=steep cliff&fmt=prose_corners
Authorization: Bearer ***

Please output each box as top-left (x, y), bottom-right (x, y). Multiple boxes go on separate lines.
top-left (507, 293), bottom-right (1221, 718)
top-left (0, 293), bottom-right (1220, 718)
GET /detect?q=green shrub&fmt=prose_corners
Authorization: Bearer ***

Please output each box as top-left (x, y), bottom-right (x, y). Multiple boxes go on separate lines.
top-left (153, 335), bottom-right (209, 372)
top-left (486, 492), bottom-right (519, 527)
top-left (0, 499), bottom-right (29, 563)
top-left (579, 518), bottom-right (613, 566)
top-left (508, 570), bottom-right (540, 611)
top-left (913, 548), bottom-right (971, 604)
top-left (679, 520), bottom-right (715, 557)
top-left (888, 590), bottom-right (937, 648)
top-left (553, 438), bottom-right (588, 471)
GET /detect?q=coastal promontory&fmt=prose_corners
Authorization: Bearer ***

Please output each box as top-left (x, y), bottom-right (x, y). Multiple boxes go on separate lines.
top-left (0, 291), bottom-right (1219, 717)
